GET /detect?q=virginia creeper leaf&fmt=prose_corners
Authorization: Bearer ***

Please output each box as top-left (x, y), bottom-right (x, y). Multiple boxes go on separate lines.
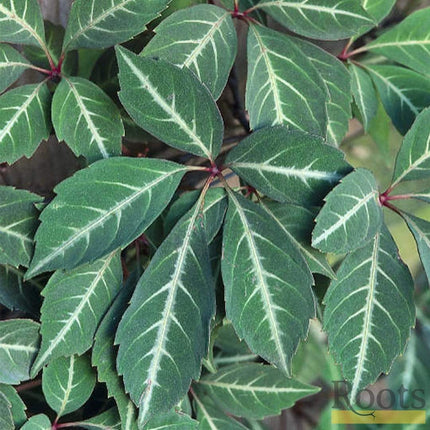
top-left (0, 384), bottom-right (26, 428)
top-left (0, 82), bottom-right (51, 164)
top-left (227, 126), bottom-right (351, 206)
top-left (0, 186), bottom-right (42, 267)
top-left (0, 44), bottom-right (30, 93)
top-left (198, 363), bottom-right (319, 419)
top-left (52, 77), bottom-right (124, 163)
top-left (0, 0), bottom-right (46, 47)
top-left (366, 8), bottom-right (430, 76)
top-left (117, 46), bottom-right (223, 160)
top-left (323, 226), bottom-right (415, 401)
top-left (222, 192), bottom-right (314, 375)
top-left (391, 108), bottom-right (430, 187)
top-left (116, 190), bottom-right (225, 425)
top-left (142, 4), bottom-right (237, 100)
top-left (246, 25), bottom-right (328, 135)
top-left (253, 0), bottom-right (374, 40)
top-left (312, 169), bottom-right (383, 254)
top-left (63, 0), bottom-right (171, 51)
top-left (42, 355), bottom-right (96, 417)
top-left (21, 414), bottom-right (51, 430)
top-left (0, 319), bottom-right (39, 384)
top-left (31, 251), bottom-right (122, 375)
top-left (27, 157), bottom-right (187, 277)
top-left (366, 65), bottom-right (430, 135)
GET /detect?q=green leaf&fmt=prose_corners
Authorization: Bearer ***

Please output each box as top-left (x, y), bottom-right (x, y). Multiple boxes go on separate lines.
top-left (198, 363), bottom-right (319, 419)
top-left (21, 414), bottom-right (51, 430)
top-left (366, 65), bottom-right (430, 135)
top-left (0, 392), bottom-right (13, 430)
top-left (0, 186), bottom-right (42, 267)
top-left (402, 213), bottom-right (430, 285)
top-left (222, 192), bottom-right (314, 375)
top-left (144, 410), bottom-right (198, 429)
top-left (260, 201), bottom-right (335, 279)
top-left (293, 38), bottom-right (351, 146)
top-left (42, 355), bottom-right (96, 417)
top-left (74, 408), bottom-right (122, 430)
top-left (253, 0), bottom-right (374, 40)
top-left (362, 0), bottom-right (395, 23)
top-left (52, 77), bottom-right (124, 163)
top-left (350, 63), bottom-right (378, 132)
top-left (92, 272), bottom-right (139, 430)
top-left (227, 126), bottom-right (351, 206)
top-left (27, 157), bottom-right (187, 277)
top-left (31, 251), bottom-right (122, 375)
top-left (0, 384), bottom-right (26, 428)
top-left (366, 8), bottom-right (430, 76)
top-left (0, 82), bottom-right (51, 164)
top-left (63, 0), bottom-right (171, 51)
top-left (410, 191), bottom-right (430, 204)
top-left (391, 108), bottom-right (430, 187)
top-left (246, 25), bottom-right (328, 135)
top-left (323, 226), bottom-right (415, 402)
top-left (116, 190), bottom-right (225, 425)
top-left (117, 46), bottom-right (223, 160)
top-left (193, 390), bottom-right (247, 430)
top-left (142, 4), bottom-right (237, 100)
top-left (0, 319), bottom-right (39, 384)
top-left (0, 265), bottom-right (41, 314)
top-left (312, 169), bottom-right (383, 254)
top-left (0, 0), bottom-right (46, 47)
top-left (0, 44), bottom-right (30, 93)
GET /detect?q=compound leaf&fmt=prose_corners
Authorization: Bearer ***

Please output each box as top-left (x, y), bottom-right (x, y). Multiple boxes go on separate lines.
top-left (0, 44), bottom-right (30, 93)
top-left (0, 82), bottom-right (51, 164)
top-left (391, 108), bottom-right (430, 187)
top-left (366, 65), bottom-right (430, 135)
top-left (312, 169), bottom-right (383, 254)
top-left (52, 77), bottom-right (124, 163)
top-left (27, 157), bottom-right (187, 277)
top-left (0, 0), bottom-right (46, 47)
top-left (253, 0), bottom-right (374, 40)
top-left (323, 226), bottom-right (415, 401)
top-left (0, 319), bottom-right (39, 384)
top-left (198, 363), bottom-right (319, 419)
top-left (227, 126), bottom-right (351, 206)
top-left (63, 0), bottom-right (171, 51)
top-left (31, 251), bottom-right (122, 375)
top-left (116, 190), bottom-right (225, 425)
top-left (246, 25), bottom-right (327, 135)
top-left (142, 4), bottom-right (237, 100)
top-left (366, 8), bottom-right (430, 76)
top-left (42, 355), bottom-right (96, 417)
top-left (117, 46), bottom-right (223, 160)
top-left (222, 192), bottom-right (314, 375)
top-left (0, 186), bottom-right (42, 268)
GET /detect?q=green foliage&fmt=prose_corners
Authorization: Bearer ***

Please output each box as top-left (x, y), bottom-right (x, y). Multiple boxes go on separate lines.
top-left (1, 1), bottom-right (430, 429)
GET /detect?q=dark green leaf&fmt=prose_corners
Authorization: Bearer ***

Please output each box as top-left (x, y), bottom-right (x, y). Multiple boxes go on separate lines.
top-left (323, 226), bottom-right (415, 401)
top-left (63, 0), bottom-right (171, 51)
top-left (253, 0), bottom-right (374, 40)
top-left (0, 44), bottom-right (30, 93)
top-left (42, 355), bottom-right (96, 417)
top-left (312, 169), bottom-right (383, 254)
top-left (0, 319), bottom-right (39, 384)
top-left (144, 409), bottom-right (198, 429)
top-left (246, 25), bottom-right (328, 135)
top-left (367, 65), bottom-right (430, 135)
top-left (31, 251), bottom-right (122, 375)
top-left (198, 363), bottom-right (319, 419)
top-left (27, 157), bottom-right (187, 277)
top-left (362, 0), bottom-right (395, 23)
top-left (52, 77), bottom-right (124, 163)
top-left (0, 384), bottom-right (27, 428)
top-left (117, 46), bottom-right (223, 160)
top-left (222, 192), bottom-right (314, 375)
top-left (227, 126), bottom-right (351, 206)
top-left (74, 408), bottom-right (122, 430)
top-left (21, 414), bottom-right (50, 430)
top-left (142, 4), bottom-right (237, 100)
top-left (0, 82), bottom-right (51, 164)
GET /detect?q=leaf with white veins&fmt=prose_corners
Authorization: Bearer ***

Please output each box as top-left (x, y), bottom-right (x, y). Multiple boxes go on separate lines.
top-left (0, 44), bottom-right (30, 93)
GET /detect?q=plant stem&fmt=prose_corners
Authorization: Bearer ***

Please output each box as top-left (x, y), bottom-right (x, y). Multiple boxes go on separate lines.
top-left (15, 379), bottom-right (41, 392)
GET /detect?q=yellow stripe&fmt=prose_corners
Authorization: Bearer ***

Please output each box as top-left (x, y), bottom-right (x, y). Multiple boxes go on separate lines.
top-left (331, 410), bottom-right (426, 424)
